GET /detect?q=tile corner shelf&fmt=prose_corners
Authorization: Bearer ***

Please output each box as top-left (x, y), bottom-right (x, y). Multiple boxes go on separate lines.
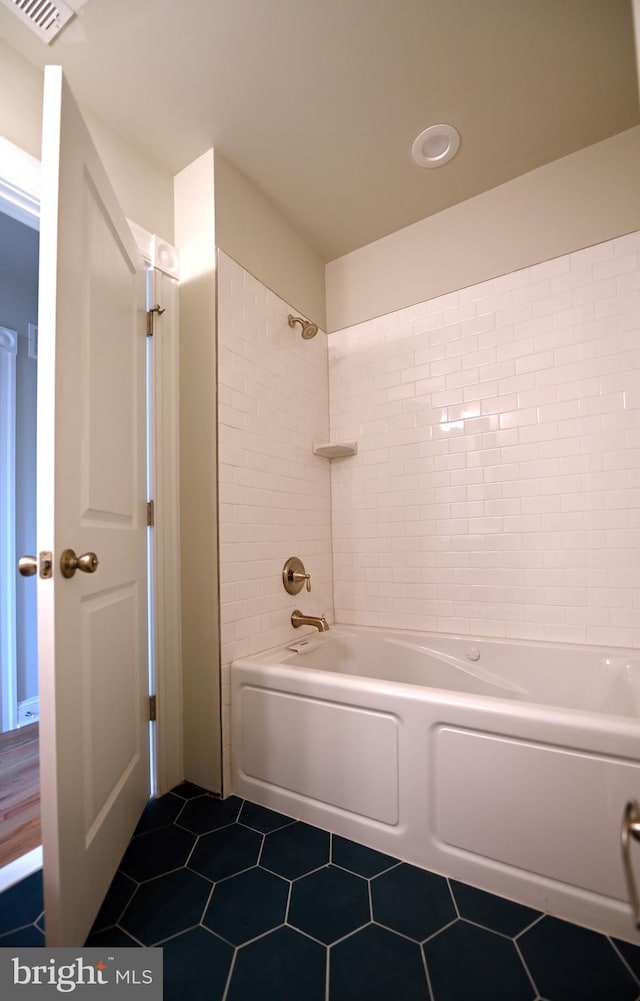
top-left (312, 441), bottom-right (358, 459)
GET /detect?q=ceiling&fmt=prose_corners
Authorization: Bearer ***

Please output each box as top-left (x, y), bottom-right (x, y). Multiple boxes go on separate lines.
top-left (0, 0), bottom-right (638, 261)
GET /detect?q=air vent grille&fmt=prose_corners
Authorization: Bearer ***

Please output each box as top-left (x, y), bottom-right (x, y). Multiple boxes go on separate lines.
top-left (1, 0), bottom-right (75, 43)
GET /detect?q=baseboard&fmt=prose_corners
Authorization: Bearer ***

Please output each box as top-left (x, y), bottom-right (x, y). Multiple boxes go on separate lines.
top-left (17, 696), bottom-right (39, 726)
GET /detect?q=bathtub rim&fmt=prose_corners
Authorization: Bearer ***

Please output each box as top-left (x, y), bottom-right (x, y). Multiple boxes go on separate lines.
top-left (237, 620), bottom-right (640, 664)
top-left (231, 623), bottom-right (640, 737)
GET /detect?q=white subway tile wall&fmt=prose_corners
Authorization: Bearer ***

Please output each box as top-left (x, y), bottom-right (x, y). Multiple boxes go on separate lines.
top-left (217, 251), bottom-right (333, 790)
top-left (328, 233), bottom-right (640, 648)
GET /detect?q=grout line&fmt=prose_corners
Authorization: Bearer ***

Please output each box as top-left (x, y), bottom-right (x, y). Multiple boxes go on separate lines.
top-left (455, 915), bottom-right (528, 943)
top-left (321, 923), bottom-right (367, 949)
top-left (182, 832), bottom-right (200, 870)
top-left (112, 879), bottom-right (139, 931)
top-left (284, 877), bottom-right (293, 925)
top-left (175, 819), bottom-right (236, 836)
top-left (420, 917), bottom-right (459, 946)
top-left (324, 920), bottom-right (372, 949)
top-left (254, 830), bottom-right (266, 867)
top-left (220, 945), bottom-right (237, 1001)
top-left (129, 862), bottom-right (193, 884)
top-left (272, 861), bottom-right (330, 883)
top-left (514, 911), bottom-right (546, 939)
top-left (199, 878), bottom-right (216, 924)
top-left (421, 941), bottom-right (436, 1001)
top-left (237, 818), bottom-right (297, 835)
top-left (151, 921), bottom-right (202, 948)
top-left (331, 860), bottom-right (379, 878)
top-left (325, 945), bottom-right (330, 1001)
top-left (608, 936), bottom-right (640, 988)
top-left (196, 918), bottom-right (236, 950)
top-left (197, 861), bottom-right (255, 883)
top-left (445, 876), bottom-right (460, 919)
top-left (513, 936), bottom-right (541, 998)
top-left (113, 923), bottom-right (146, 948)
top-left (0, 921), bottom-right (40, 940)
top-left (220, 925), bottom-right (283, 950)
top-left (286, 924), bottom-right (331, 949)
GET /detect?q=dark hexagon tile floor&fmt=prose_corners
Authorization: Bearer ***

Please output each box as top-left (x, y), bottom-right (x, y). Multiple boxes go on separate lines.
top-left (423, 919), bottom-right (535, 1001)
top-left (118, 823), bottom-right (196, 882)
top-left (178, 794), bottom-right (243, 835)
top-left (203, 866), bottom-right (289, 945)
top-left (2, 783), bottom-right (640, 1001)
top-left (371, 863), bottom-right (457, 942)
top-left (0, 870), bottom-right (44, 937)
top-left (331, 922), bottom-right (428, 1001)
top-left (288, 864), bottom-right (370, 944)
top-left (119, 867), bottom-right (213, 946)
top-left (189, 823), bottom-right (262, 882)
top-left (260, 820), bottom-right (330, 879)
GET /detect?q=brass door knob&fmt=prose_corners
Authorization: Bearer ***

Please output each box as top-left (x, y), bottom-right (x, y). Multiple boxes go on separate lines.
top-left (60, 549), bottom-right (99, 579)
top-left (18, 556), bottom-right (37, 577)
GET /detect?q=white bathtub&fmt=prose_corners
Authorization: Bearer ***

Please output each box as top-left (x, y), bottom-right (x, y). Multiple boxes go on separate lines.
top-left (231, 625), bottom-right (640, 943)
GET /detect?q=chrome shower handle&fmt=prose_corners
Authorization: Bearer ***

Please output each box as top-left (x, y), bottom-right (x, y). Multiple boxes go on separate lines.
top-left (621, 800), bottom-right (640, 929)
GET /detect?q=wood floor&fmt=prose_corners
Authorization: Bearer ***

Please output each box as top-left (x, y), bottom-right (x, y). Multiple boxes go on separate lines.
top-left (0, 723), bottom-right (40, 868)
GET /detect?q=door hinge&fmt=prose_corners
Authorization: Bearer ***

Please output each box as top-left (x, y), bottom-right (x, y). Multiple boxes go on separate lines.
top-left (147, 500), bottom-right (155, 527)
top-left (146, 304), bottom-right (165, 337)
top-left (149, 695), bottom-right (157, 722)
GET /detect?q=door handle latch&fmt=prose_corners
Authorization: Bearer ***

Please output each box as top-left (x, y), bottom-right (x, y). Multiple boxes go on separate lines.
top-left (18, 552), bottom-right (53, 579)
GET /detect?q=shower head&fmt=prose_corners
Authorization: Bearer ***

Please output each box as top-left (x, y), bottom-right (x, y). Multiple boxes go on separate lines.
top-left (288, 314), bottom-right (318, 339)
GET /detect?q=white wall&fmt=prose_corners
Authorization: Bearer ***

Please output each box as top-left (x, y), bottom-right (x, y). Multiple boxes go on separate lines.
top-left (217, 251), bottom-right (332, 792)
top-left (326, 127), bottom-right (640, 333)
top-left (329, 232), bottom-right (640, 648)
top-left (0, 36), bottom-right (174, 242)
top-left (174, 151), bottom-right (221, 793)
top-left (214, 152), bottom-right (326, 329)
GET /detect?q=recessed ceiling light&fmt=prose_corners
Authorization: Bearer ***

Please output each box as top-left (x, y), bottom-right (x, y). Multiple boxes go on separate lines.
top-left (411, 124), bottom-right (460, 169)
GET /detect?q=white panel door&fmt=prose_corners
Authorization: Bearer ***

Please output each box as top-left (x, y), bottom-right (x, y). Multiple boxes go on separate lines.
top-left (37, 66), bottom-right (149, 946)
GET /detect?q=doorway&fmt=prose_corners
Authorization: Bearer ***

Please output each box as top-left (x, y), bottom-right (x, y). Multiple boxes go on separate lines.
top-left (0, 208), bottom-right (40, 869)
